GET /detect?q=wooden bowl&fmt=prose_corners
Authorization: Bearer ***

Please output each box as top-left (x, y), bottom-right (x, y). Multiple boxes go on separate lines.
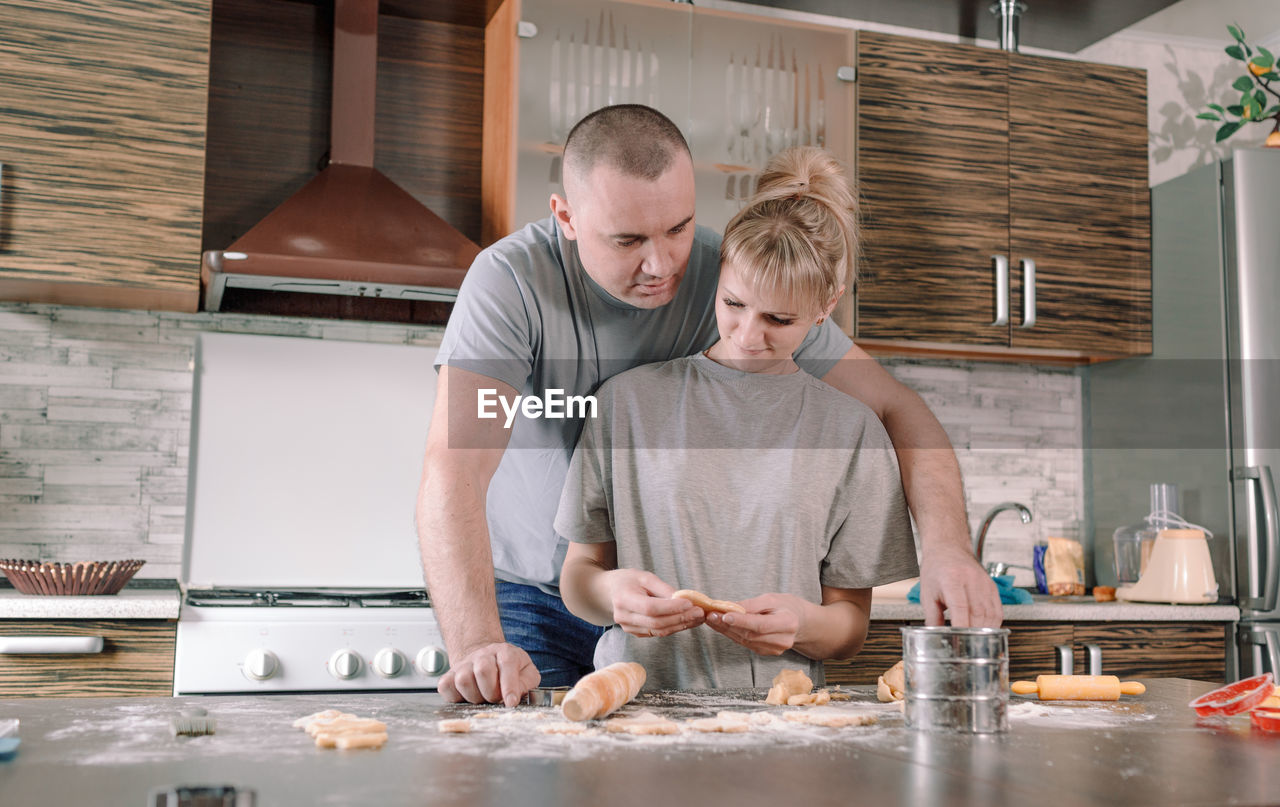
top-left (0, 559), bottom-right (146, 596)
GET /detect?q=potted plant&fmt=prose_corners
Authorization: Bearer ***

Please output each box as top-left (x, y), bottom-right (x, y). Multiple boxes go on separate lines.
top-left (1199, 24), bottom-right (1280, 147)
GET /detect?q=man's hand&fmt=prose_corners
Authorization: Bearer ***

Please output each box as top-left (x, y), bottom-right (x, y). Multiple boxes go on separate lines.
top-left (605, 570), bottom-right (704, 638)
top-left (704, 593), bottom-right (804, 656)
top-left (918, 546), bottom-right (1002, 627)
top-left (437, 641), bottom-right (541, 707)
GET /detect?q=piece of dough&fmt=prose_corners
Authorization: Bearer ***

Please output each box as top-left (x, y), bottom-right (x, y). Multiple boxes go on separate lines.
top-left (687, 715), bottom-right (751, 733)
top-left (877, 660), bottom-right (905, 703)
top-left (671, 589), bottom-right (746, 614)
top-left (787, 689), bottom-right (832, 706)
top-left (306, 717), bottom-right (385, 737)
top-left (562, 662), bottom-right (647, 722)
top-left (436, 719), bottom-right (472, 734)
top-left (783, 708), bottom-right (878, 728)
top-left (604, 710), bottom-right (681, 735)
top-left (765, 668), bottom-right (813, 705)
top-left (292, 709), bottom-right (344, 729)
top-left (539, 721), bottom-right (592, 735)
top-left (334, 732), bottom-right (388, 750)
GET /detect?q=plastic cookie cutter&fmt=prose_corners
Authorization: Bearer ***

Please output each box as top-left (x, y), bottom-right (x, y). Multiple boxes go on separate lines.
top-left (0, 718), bottom-right (19, 762)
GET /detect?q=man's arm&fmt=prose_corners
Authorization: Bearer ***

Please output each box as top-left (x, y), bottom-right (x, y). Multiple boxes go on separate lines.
top-left (416, 365), bottom-right (540, 706)
top-left (820, 343), bottom-right (1001, 627)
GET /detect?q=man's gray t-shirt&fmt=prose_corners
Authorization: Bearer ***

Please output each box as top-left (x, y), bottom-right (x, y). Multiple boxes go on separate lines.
top-left (435, 216), bottom-right (853, 592)
top-left (554, 354), bottom-right (918, 690)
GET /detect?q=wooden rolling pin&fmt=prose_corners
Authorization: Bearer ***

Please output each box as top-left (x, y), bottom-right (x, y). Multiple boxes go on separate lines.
top-left (1012, 675), bottom-right (1146, 701)
top-left (562, 662), bottom-right (647, 721)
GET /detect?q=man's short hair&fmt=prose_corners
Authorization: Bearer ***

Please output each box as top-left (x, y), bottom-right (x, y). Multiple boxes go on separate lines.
top-left (563, 105), bottom-right (690, 183)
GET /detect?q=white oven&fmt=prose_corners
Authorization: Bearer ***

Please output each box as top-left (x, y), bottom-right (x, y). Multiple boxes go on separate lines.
top-left (173, 332), bottom-right (446, 695)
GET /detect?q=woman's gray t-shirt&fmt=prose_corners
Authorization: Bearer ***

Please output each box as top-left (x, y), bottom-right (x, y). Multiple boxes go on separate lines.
top-left (554, 353), bottom-right (918, 690)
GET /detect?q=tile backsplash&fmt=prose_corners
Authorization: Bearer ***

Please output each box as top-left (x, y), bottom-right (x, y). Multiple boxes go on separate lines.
top-left (0, 303), bottom-right (1079, 584)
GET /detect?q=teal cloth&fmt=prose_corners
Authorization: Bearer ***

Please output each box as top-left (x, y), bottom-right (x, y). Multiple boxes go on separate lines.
top-left (906, 575), bottom-right (1033, 605)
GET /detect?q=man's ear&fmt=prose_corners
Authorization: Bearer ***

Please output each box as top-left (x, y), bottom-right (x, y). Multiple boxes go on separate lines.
top-left (550, 193), bottom-right (578, 240)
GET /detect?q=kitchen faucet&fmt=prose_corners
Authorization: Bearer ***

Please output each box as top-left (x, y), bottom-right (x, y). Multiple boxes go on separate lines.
top-left (973, 502), bottom-right (1033, 571)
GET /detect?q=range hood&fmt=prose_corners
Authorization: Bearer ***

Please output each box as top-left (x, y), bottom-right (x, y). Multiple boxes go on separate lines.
top-left (201, 0), bottom-right (480, 312)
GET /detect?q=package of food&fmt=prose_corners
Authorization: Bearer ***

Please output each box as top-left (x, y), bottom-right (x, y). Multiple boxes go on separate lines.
top-left (1044, 536), bottom-right (1085, 596)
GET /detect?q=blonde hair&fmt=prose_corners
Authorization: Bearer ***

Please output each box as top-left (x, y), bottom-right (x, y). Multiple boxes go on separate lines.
top-left (720, 147), bottom-right (858, 316)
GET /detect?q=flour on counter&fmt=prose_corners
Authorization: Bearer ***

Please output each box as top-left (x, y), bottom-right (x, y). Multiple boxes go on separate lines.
top-left (1007, 699), bottom-right (1156, 728)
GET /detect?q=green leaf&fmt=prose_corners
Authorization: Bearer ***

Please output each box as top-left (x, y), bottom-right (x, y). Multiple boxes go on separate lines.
top-left (1197, 112), bottom-right (1221, 121)
top-left (1260, 46), bottom-right (1275, 62)
top-left (1233, 75), bottom-right (1255, 91)
top-left (1255, 90), bottom-right (1268, 107)
top-left (1228, 23), bottom-right (1245, 43)
top-left (1247, 99), bottom-right (1264, 120)
top-left (1255, 52), bottom-right (1275, 69)
top-left (1208, 103), bottom-right (1226, 113)
top-left (1261, 105), bottom-right (1280, 120)
top-left (1216, 121), bottom-right (1244, 142)
top-left (1263, 72), bottom-right (1280, 82)
top-left (1228, 104), bottom-right (1245, 116)
top-left (1227, 44), bottom-right (1245, 61)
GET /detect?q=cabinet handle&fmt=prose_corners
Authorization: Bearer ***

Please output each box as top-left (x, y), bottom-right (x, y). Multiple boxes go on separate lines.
top-left (1234, 465), bottom-right (1279, 612)
top-left (1055, 643), bottom-right (1073, 675)
top-left (1019, 258), bottom-right (1036, 328)
top-left (992, 254), bottom-right (1009, 326)
top-left (0, 636), bottom-right (104, 654)
top-left (1085, 643), bottom-right (1102, 675)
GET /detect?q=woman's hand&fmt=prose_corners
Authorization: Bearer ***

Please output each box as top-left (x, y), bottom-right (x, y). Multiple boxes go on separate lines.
top-left (603, 569), bottom-right (705, 638)
top-left (704, 593), bottom-right (806, 656)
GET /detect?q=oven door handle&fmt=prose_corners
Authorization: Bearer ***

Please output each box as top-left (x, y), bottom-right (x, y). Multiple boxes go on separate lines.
top-left (0, 636), bottom-right (104, 654)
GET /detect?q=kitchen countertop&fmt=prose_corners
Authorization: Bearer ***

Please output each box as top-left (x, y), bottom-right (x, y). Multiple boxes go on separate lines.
top-left (869, 597), bottom-right (1240, 622)
top-left (0, 580), bottom-right (180, 620)
top-left (0, 680), bottom-right (1273, 806)
top-left (0, 582), bottom-right (1237, 623)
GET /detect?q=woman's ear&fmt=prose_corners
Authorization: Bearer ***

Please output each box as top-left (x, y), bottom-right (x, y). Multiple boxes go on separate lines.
top-left (819, 285), bottom-right (847, 321)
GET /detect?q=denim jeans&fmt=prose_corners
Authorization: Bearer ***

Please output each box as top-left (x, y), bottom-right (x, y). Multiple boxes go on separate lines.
top-left (495, 580), bottom-right (607, 687)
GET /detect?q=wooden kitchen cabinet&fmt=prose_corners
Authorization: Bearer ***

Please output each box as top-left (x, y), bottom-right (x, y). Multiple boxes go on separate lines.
top-left (0, 619), bottom-right (176, 698)
top-left (0, 0), bottom-right (211, 313)
top-left (852, 31), bottom-right (1151, 361)
top-left (824, 620), bottom-right (1225, 685)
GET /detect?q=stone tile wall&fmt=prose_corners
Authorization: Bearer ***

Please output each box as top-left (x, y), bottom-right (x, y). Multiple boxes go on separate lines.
top-left (0, 303), bottom-right (1079, 585)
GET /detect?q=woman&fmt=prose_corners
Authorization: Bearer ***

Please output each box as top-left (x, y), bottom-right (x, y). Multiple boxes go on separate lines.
top-left (554, 147), bottom-right (918, 690)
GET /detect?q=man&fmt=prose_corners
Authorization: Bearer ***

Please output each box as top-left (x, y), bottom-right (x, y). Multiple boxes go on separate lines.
top-left (417, 105), bottom-right (997, 707)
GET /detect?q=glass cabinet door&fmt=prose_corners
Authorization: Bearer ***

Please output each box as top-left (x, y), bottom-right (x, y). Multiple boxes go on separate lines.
top-left (516, 0), bottom-right (693, 230)
top-left (513, 0), bottom-right (853, 235)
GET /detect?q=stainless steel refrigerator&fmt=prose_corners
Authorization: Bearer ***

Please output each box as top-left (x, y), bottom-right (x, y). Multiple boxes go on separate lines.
top-left (1086, 148), bottom-right (1280, 682)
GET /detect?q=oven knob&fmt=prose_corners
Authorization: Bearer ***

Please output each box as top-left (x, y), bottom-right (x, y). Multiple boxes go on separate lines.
top-left (415, 646), bottom-right (449, 677)
top-left (372, 648), bottom-right (406, 678)
top-left (243, 648), bottom-right (278, 681)
top-left (328, 649), bottom-right (363, 680)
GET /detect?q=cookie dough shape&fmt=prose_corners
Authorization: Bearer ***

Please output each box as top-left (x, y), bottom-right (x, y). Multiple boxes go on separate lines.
top-left (605, 710), bottom-right (681, 735)
top-left (788, 689), bottom-right (832, 707)
top-left (671, 589), bottom-right (746, 614)
top-left (686, 712), bottom-right (753, 733)
top-left (877, 659), bottom-right (905, 703)
top-left (562, 662), bottom-right (647, 722)
top-left (539, 721), bottom-right (593, 735)
top-left (783, 708), bottom-right (878, 728)
top-left (765, 668), bottom-right (814, 705)
top-left (295, 710), bottom-right (389, 750)
top-left (436, 719), bottom-right (473, 734)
